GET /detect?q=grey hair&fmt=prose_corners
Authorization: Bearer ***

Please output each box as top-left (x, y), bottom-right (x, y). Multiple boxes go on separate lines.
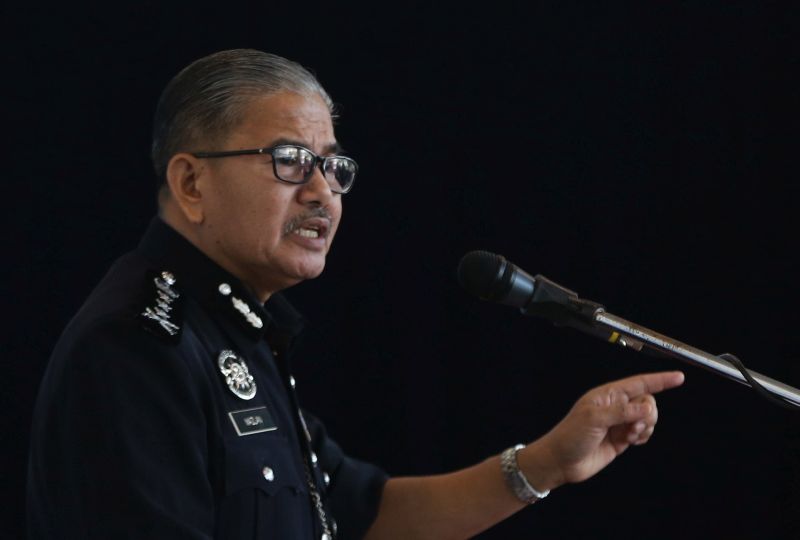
top-left (151, 49), bottom-right (334, 183)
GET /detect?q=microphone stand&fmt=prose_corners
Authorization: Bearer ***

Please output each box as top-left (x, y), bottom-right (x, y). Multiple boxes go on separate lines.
top-left (593, 309), bottom-right (800, 407)
top-left (522, 274), bottom-right (800, 408)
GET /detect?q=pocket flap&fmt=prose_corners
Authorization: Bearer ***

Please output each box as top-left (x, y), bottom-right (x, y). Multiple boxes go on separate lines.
top-left (224, 436), bottom-right (306, 497)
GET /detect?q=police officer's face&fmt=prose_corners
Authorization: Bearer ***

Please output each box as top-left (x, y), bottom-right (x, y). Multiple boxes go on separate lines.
top-left (197, 91), bottom-right (342, 300)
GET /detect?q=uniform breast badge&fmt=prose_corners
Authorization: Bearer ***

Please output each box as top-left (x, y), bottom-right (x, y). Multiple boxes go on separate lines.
top-left (218, 350), bottom-right (257, 400)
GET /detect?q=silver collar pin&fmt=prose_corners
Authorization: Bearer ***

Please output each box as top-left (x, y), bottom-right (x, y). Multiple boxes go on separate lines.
top-left (230, 296), bottom-right (264, 329)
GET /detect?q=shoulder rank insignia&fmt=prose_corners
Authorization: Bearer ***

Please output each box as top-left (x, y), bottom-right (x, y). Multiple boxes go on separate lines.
top-left (141, 270), bottom-right (182, 339)
top-left (218, 350), bottom-right (257, 400)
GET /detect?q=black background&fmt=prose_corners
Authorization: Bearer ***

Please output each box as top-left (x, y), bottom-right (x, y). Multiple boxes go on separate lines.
top-left (5, 2), bottom-right (800, 539)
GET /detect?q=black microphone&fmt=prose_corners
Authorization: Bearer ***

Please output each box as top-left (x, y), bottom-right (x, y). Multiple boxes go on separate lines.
top-left (456, 251), bottom-right (537, 308)
top-left (457, 250), bottom-right (637, 347)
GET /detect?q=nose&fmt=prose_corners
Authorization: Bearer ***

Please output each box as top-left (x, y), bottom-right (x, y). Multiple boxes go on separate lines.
top-left (296, 164), bottom-right (335, 206)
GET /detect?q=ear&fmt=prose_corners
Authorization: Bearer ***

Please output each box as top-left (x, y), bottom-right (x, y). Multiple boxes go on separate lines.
top-left (165, 153), bottom-right (207, 224)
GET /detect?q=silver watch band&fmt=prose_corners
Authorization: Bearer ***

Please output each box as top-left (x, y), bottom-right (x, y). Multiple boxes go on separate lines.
top-left (500, 444), bottom-right (550, 504)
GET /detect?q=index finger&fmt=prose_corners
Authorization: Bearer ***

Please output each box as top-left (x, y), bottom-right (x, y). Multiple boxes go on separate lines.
top-left (603, 371), bottom-right (685, 398)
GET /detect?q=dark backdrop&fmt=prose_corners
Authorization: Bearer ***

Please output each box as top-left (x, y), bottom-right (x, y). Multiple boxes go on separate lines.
top-left (5, 2), bottom-right (800, 539)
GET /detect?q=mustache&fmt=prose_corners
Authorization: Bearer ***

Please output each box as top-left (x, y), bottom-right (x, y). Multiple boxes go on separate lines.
top-left (282, 207), bottom-right (333, 235)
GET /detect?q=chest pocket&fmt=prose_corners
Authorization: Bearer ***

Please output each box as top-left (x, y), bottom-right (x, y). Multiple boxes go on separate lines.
top-left (223, 435), bottom-right (306, 497)
top-left (216, 436), bottom-right (315, 539)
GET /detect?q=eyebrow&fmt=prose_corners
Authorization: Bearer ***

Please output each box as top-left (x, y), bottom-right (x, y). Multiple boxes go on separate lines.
top-left (268, 138), bottom-right (343, 155)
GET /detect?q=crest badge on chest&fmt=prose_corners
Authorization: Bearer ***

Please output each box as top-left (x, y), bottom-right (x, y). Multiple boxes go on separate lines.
top-left (217, 350), bottom-right (257, 400)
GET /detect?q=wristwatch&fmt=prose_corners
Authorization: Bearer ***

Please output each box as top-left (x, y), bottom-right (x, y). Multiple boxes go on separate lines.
top-left (500, 444), bottom-right (550, 504)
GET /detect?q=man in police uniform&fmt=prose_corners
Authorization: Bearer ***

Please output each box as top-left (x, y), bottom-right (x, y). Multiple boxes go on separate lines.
top-left (27, 49), bottom-right (685, 539)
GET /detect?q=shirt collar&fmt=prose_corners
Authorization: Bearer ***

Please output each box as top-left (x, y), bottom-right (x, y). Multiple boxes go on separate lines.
top-left (138, 217), bottom-right (305, 353)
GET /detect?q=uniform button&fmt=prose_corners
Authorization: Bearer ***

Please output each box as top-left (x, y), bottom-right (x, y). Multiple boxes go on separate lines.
top-left (323, 472), bottom-right (331, 486)
top-left (289, 375), bottom-right (296, 388)
top-left (262, 466), bottom-right (275, 482)
top-left (218, 283), bottom-right (231, 296)
top-left (310, 451), bottom-right (318, 465)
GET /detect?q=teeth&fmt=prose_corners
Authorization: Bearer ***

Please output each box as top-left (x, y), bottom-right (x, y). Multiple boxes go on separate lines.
top-left (296, 228), bottom-right (320, 238)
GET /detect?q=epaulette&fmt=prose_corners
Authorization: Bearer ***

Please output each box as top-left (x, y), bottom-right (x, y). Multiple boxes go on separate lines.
top-left (139, 270), bottom-right (184, 344)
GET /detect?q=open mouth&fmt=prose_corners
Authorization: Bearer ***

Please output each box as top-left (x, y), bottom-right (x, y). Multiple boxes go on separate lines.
top-left (296, 227), bottom-right (320, 239)
top-left (289, 217), bottom-right (330, 240)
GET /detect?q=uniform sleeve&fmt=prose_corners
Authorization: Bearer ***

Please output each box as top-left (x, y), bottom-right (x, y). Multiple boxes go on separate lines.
top-left (303, 411), bottom-right (389, 539)
top-left (27, 316), bottom-right (215, 539)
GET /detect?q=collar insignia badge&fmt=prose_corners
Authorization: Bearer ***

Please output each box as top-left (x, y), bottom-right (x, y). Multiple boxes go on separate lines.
top-left (231, 296), bottom-right (264, 329)
top-left (141, 271), bottom-right (180, 336)
top-left (218, 282), bottom-right (263, 329)
top-left (218, 350), bottom-right (257, 400)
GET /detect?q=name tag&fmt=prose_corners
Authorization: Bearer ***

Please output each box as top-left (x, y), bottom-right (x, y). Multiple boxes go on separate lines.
top-left (228, 406), bottom-right (278, 436)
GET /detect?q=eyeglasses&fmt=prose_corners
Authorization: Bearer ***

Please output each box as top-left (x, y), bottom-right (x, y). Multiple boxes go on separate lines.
top-left (192, 144), bottom-right (358, 194)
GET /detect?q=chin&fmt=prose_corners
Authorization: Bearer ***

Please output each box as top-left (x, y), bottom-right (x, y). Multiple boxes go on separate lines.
top-left (289, 258), bottom-right (327, 282)
top-left (299, 265), bottom-right (326, 281)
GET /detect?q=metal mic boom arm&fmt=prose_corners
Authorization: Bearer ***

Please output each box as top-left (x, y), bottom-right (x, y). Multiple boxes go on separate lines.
top-left (522, 274), bottom-right (800, 409)
top-left (593, 309), bottom-right (800, 408)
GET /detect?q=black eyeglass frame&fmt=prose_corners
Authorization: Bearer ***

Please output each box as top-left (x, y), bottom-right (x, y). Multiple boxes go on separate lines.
top-left (191, 144), bottom-right (357, 194)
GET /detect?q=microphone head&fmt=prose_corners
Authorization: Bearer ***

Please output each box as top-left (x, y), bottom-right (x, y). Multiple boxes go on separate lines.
top-left (457, 250), bottom-right (511, 302)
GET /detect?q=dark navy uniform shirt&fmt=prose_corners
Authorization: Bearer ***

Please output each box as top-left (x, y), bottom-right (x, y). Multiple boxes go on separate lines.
top-left (27, 217), bottom-right (387, 539)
